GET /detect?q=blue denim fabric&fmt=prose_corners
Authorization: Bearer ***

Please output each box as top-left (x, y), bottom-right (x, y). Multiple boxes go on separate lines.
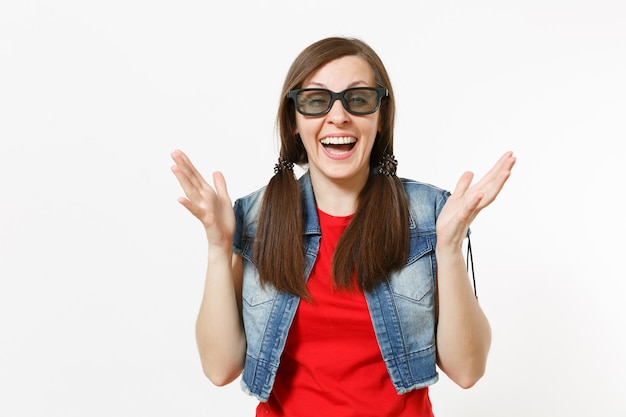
top-left (233, 172), bottom-right (450, 402)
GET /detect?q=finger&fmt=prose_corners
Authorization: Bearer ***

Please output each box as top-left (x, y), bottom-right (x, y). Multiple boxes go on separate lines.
top-left (176, 196), bottom-right (210, 222)
top-left (176, 196), bottom-right (192, 211)
top-left (451, 171), bottom-right (474, 199)
top-left (492, 151), bottom-right (515, 172)
top-left (481, 154), bottom-right (516, 200)
top-left (170, 164), bottom-right (192, 192)
top-left (171, 151), bottom-right (219, 209)
top-left (212, 171), bottom-right (232, 206)
top-left (490, 151), bottom-right (516, 183)
top-left (170, 150), bottom-right (199, 189)
top-left (171, 164), bottom-right (208, 201)
top-left (473, 161), bottom-right (516, 212)
top-left (171, 150), bottom-right (207, 190)
top-left (464, 192), bottom-right (485, 224)
top-left (471, 152), bottom-right (516, 200)
top-left (476, 151), bottom-right (515, 187)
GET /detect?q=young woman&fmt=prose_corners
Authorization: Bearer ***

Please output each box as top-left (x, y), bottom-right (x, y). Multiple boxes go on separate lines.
top-left (171, 36), bottom-right (516, 416)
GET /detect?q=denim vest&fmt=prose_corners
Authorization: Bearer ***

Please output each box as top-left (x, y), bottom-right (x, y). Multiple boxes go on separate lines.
top-left (232, 172), bottom-right (450, 402)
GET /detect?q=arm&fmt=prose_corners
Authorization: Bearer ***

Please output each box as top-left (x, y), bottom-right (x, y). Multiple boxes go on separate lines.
top-left (435, 151), bottom-right (516, 388)
top-left (170, 150), bottom-right (246, 386)
top-left (435, 242), bottom-right (491, 388)
top-left (195, 246), bottom-right (245, 386)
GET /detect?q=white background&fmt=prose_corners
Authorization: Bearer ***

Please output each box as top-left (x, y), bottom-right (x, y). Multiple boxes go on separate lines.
top-left (1, 1), bottom-right (625, 416)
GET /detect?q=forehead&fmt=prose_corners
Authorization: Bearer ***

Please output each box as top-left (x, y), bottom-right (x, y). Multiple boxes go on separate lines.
top-left (303, 55), bottom-right (376, 89)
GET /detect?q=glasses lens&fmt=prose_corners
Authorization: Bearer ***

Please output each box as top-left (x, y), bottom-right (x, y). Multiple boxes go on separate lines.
top-left (291, 87), bottom-right (384, 116)
top-left (296, 90), bottom-right (332, 115)
top-left (344, 88), bottom-right (381, 114)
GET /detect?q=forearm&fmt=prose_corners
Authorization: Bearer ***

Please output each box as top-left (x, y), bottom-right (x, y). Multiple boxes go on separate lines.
top-left (435, 245), bottom-right (491, 388)
top-left (195, 247), bottom-right (246, 386)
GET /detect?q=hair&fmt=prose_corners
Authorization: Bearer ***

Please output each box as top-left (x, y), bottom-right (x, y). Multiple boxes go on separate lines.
top-left (253, 37), bottom-right (410, 298)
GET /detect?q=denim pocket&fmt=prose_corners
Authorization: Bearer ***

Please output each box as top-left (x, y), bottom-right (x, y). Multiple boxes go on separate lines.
top-left (389, 234), bottom-right (435, 303)
top-left (241, 266), bottom-right (277, 308)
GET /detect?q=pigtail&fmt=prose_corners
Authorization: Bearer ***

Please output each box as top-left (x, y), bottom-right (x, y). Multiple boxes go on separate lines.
top-left (253, 158), bottom-right (309, 299)
top-left (333, 155), bottom-right (409, 292)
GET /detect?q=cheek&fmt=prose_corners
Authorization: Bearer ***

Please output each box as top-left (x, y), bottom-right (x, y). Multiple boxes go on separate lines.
top-left (362, 118), bottom-right (381, 138)
top-left (375, 114), bottom-right (383, 132)
top-left (295, 117), bottom-right (322, 139)
top-left (294, 117), bottom-right (311, 137)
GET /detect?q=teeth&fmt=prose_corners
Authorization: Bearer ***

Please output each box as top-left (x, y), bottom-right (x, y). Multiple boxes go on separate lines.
top-left (320, 137), bottom-right (356, 145)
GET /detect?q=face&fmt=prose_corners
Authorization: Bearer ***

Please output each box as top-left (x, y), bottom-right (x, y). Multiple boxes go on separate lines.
top-left (295, 55), bottom-right (380, 189)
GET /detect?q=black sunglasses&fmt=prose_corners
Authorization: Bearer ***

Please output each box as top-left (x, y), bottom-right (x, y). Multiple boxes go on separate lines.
top-left (287, 87), bottom-right (388, 116)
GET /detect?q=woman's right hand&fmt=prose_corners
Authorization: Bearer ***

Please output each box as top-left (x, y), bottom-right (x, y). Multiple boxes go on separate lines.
top-left (171, 150), bottom-right (245, 385)
top-left (170, 150), bottom-right (235, 249)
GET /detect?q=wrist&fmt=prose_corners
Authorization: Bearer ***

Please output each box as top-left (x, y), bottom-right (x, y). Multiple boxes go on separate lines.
top-left (207, 238), bottom-right (233, 260)
top-left (435, 243), bottom-right (465, 265)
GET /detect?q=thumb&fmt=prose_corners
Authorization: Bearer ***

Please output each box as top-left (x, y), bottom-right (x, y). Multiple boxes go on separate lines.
top-left (212, 171), bottom-right (231, 203)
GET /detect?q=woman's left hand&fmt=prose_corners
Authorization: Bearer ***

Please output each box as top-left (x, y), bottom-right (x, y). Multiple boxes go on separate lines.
top-left (436, 151), bottom-right (516, 251)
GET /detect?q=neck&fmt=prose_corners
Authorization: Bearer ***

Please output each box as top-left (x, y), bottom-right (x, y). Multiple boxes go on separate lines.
top-left (309, 171), bottom-right (368, 216)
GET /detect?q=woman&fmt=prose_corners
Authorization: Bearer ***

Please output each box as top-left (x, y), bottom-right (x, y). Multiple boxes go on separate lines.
top-left (171, 36), bottom-right (516, 416)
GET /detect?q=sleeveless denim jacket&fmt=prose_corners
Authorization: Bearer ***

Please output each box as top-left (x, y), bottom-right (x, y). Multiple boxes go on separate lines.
top-left (232, 172), bottom-right (450, 402)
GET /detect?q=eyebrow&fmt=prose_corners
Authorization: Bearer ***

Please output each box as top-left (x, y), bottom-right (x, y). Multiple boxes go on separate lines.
top-left (304, 80), bottom-right (371, 89)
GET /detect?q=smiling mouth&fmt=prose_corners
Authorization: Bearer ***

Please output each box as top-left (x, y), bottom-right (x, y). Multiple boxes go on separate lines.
top-left (320, 136), bottom-right (356, 154)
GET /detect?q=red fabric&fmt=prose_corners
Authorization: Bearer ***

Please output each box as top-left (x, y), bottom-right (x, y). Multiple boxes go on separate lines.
top-left (256, 209), bottom-right (433, 417)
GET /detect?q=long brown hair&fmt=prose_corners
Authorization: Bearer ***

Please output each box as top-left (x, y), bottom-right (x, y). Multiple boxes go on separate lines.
top-left (253, 37), bottom-right (410, 298)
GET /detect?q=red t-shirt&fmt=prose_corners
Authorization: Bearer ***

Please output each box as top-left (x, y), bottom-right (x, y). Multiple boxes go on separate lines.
top-left (256, 209), bottom-right (433, 417)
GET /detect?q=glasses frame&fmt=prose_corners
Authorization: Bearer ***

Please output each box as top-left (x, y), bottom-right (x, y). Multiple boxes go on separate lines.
top-left (287, 86), bottom-right (388, 116)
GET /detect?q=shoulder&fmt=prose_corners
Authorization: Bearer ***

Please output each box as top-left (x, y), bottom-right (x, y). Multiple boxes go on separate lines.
top-left (232, 185), bottom-right (267, 253)
top-left (398, 177), bottom-right (451, 229)
top-left (399, 177), bottom-right (450, 202)
top-left (234, 185), bottom-right (266, 209)
top-left (233, 185), bottom-right (267, 226)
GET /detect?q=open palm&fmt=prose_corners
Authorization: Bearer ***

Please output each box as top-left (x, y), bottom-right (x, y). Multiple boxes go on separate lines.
top-left (436, 151), bottom-right (516, 250)
top-left (170, 150), bottom-right (235, 249)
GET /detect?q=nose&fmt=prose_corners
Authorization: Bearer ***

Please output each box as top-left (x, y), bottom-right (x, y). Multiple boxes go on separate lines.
top-left (326, 98), bottom-right (350, 123)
